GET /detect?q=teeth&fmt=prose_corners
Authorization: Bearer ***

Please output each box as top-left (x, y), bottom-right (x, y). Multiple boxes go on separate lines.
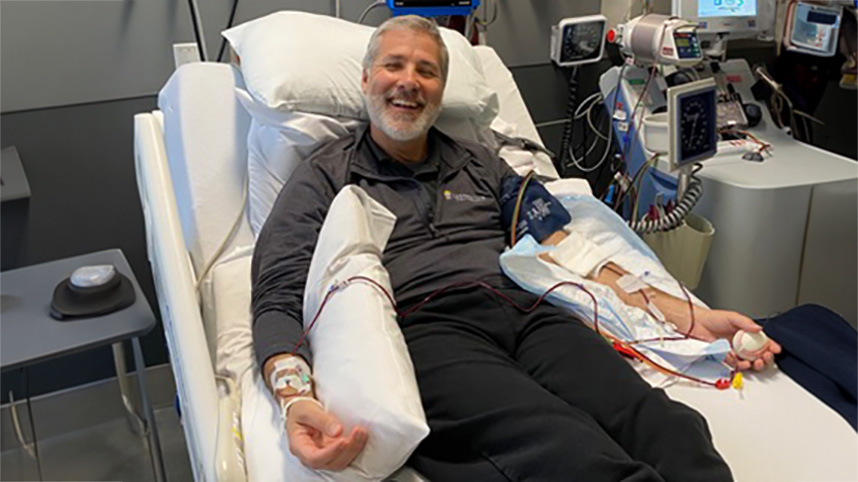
top-left (390, 99), bottom-right (419, 108)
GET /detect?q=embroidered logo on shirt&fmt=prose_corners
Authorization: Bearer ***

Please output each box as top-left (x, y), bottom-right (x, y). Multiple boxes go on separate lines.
top-left (443, 190), bottom-right (488, 202)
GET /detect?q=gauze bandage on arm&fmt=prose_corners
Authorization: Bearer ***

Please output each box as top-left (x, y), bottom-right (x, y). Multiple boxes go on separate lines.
top-left (547, 230), bottom-right (613, 278)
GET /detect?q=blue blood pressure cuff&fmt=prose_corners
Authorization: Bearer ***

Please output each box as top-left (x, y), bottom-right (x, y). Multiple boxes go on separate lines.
top-left (499, 176), bottom-right (571, 244)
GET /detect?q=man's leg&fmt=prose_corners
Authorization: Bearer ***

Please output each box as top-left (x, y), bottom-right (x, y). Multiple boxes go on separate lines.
top-left (510, 298), bottom-right (732, 482)
top-left (401, 290), bottom-right (664, 482)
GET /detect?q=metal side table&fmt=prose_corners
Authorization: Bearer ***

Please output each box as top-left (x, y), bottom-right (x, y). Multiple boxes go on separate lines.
top-left (1, 249), bottom-right (166, 482)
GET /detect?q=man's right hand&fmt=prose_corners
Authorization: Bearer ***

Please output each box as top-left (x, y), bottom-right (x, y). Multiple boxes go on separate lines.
top-left (286, 399), bottom-right (369, 471)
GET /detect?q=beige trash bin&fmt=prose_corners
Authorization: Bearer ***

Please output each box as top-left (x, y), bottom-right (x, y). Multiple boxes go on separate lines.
top-left (642, 212), bottom-right (715, 290)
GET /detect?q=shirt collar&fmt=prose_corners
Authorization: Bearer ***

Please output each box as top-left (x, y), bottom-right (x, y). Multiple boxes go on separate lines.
top-left (351, 124), bottom-right (474, 180)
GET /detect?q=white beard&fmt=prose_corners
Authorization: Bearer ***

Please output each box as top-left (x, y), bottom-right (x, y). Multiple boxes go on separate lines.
top-left (365, 91), bottom-right (442, 142)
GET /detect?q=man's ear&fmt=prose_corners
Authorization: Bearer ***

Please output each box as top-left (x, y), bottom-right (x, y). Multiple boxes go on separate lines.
top-left (361, 69), bottom-right (369, 94)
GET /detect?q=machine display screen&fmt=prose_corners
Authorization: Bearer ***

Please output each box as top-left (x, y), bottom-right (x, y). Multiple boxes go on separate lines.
top-left (807, 11), bottom-right (838, 25)
top-left (392, 1), bottom-right (474, 5)
top-left (698, 0), bottom-right (757, 18)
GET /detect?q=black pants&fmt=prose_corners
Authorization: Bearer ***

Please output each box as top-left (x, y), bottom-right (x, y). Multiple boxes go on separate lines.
top-left (400, 286), bottom-right (732, 482)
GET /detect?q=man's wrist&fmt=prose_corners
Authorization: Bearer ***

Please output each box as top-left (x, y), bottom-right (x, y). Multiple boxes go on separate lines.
top-left (263, 354), bottom-right (315, 400)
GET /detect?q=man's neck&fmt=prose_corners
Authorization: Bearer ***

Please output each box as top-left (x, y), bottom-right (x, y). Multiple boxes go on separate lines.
top-left (369, 124), bottom-right (429, 164)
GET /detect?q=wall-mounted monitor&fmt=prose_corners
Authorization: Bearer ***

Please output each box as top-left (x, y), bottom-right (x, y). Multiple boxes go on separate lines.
top-left (387, 0), bottom-right (481, 17)
top-left (672, 0), bottom-right (764, 38)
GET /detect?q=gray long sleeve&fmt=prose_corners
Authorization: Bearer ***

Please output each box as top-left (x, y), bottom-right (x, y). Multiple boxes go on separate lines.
top-left (251, 157), bottom-right (339, 367)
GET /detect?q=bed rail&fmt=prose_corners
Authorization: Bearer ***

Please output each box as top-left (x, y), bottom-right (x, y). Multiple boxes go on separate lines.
top-left (134, 112), bottom-right (242, 482)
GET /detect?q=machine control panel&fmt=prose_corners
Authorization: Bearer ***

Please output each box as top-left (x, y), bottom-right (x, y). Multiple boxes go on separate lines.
top-left (672, 31), bottom-right (702, 59)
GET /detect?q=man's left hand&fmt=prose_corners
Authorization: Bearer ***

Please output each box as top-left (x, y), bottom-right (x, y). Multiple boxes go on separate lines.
top-left (691, 310), bottom-right (782, 372)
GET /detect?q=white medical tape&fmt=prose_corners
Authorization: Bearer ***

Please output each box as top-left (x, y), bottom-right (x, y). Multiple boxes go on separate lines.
top-left (279, 396), bottom-right (324, 424)
top-left (269, 357), bottom-right (313, 397)
top-left (548, 231), bottom-right (612, 278)
top-left (616, 274), bottom-right (648, 294)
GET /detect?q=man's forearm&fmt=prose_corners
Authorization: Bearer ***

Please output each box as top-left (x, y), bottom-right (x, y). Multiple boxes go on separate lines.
top-left (539, 229), bottom-right (705, 334)
top-left (589, 263), bottom-right (705, 335)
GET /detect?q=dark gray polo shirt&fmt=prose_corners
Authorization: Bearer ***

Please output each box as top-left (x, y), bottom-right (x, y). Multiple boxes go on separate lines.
top-left (252, 125), bottom-right (519, 365)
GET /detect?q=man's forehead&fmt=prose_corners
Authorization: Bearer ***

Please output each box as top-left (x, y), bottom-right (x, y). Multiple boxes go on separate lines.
top-left (375, 29), bottom-right (441, 63)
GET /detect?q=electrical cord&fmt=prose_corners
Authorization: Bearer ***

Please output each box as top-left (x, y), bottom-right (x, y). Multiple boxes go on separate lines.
top-left (474, 0), bottom-right (499, 30)
top-left (510, 170), bottom-right (536, 246)
top-left (628, 164), bottom-right (704, 234)
top-left (216, 0), bottom-right (241, 63)
top-left (24, 368), bottom-right (44, 480)
top-left (187, 0), bottom-right (207, 62)
top-left (569, 95), bottom-right (614, 174)
top-left (613, 153), bottom-right (657, 212)
top-left (557, 67), bottom-right (580, 176)
top-left (195, 175), bottom-right (249, 293)
top-left (359, 1), bottom-right (387, 25)
top-left (630, 153), bottom-right (660, 222)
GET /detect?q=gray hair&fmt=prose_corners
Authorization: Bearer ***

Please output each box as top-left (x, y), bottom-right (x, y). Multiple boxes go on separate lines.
top-left (362, 15), bottom-right (450, 83)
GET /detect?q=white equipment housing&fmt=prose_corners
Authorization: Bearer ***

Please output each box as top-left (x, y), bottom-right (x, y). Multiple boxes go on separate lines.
top-left (619, 14), bottom-right (703, 67)
top-left (784, 1), bottom-right (843, 57)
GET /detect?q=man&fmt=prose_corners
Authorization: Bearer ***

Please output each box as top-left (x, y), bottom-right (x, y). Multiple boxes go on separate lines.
top-left (252, 15), bottom-right (780, 480)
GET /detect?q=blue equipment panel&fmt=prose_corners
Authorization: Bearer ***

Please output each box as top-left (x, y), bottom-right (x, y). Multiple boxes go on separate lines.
top-left (387, 0), bottom-right (480, 17)
top-left (673, 32), bottom-right (702, 59)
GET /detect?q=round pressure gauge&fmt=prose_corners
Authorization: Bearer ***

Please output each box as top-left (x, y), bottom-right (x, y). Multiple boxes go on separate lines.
top-left (680, 94), bottom-right (715, 161)
top-left (667, 78), bottom-right (718, 170)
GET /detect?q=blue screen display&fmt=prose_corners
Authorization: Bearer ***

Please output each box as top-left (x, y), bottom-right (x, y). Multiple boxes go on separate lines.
top-left (698, 0), bottom-right (757, 18)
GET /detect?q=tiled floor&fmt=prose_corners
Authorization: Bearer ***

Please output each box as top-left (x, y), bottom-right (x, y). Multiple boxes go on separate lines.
top-left (0, 406), bottom-right (192, 482)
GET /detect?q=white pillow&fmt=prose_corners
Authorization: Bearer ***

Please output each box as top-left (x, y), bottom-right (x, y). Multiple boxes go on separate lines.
top-left (223, 11), bottom-right (499, 126)
top-left (302, 185), bottom-right (429, 480)
top-left (237, 88), bottom-right (363, 234)
top-left (237, 88), bottom-right (499, 235)
top-left (209, 252), bottom-right (256, 380)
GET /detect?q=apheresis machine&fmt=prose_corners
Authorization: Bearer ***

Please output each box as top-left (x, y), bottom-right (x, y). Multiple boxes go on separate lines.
top-left (590, 0), bottom-right (856, 326)
top-left (132, 3), bottom-right (858, 482)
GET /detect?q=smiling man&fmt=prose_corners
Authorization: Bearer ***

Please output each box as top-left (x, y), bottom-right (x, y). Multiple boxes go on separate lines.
top-left (252, 15), bottom-right (776, 481)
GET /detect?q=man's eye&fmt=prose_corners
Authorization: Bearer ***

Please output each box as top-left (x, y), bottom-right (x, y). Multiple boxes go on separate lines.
top-left (420, 69), bottom-right (438, 78)
top-left (384, 62), bottom-right (402, 70)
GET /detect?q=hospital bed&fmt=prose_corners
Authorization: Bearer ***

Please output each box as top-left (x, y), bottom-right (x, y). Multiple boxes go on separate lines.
top-left (133, 21), bottom-right (857, 482)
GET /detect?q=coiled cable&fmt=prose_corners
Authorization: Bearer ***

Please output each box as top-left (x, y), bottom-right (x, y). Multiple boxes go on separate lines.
top-left (556, 67), bottom-right (579, 176)
top-left (629, 171), bottom-right (703, 234)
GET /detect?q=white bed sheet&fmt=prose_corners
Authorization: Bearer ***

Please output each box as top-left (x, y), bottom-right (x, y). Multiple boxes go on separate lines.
top-left (215, 253), bottom-right (856, 482)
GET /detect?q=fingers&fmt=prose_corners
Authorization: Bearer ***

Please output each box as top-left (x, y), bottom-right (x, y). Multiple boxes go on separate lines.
top-left (286, 402), bottom-right (368, 471)
top-left (291, 425), bottom-right (369, 471)
top-left (327, 427), bottom-right (369, 471)
top-left (752, 358), bottom-right (766, 371)
top-left (768, 340), bottom-right (783, 354)
top-left (724, 352), bottom-right (752, 371)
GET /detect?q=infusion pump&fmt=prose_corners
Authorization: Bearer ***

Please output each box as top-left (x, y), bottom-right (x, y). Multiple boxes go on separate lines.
top-left (612, 14), bottom-right (703, 67)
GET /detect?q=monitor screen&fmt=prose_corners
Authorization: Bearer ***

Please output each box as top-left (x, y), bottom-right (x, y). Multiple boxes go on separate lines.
top-left (392, 1), bottom-right (474, 5)
top-left (698, 0), bottom-right (757, 18)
